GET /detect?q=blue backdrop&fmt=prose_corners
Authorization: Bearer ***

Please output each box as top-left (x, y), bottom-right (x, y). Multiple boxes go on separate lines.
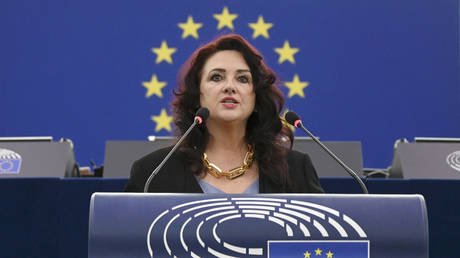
top-left (1, 0), bottom-right (459, 169)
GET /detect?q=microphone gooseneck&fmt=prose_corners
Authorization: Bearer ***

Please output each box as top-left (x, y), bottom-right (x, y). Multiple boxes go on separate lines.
top-left (143, 107), bottom-right (209, 192)
top-left (284, 111), bottom-right (369, 194)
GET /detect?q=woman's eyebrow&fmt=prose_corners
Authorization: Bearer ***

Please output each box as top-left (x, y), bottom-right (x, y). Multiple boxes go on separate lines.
top-left (236, 69), bottom-right (251, 74)
top-left (209, 68), bottom-right (225, 73)
top-left (208, 68), bottom-right (250, 74)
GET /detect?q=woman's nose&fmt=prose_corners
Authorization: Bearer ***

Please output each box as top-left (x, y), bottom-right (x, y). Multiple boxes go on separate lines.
top-left (222, 80), bottom-right (237, 94)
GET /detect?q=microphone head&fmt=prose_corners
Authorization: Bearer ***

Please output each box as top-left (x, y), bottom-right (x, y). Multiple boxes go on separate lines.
top-left (194, 107), bottom-right (210, 124)
top-left (284, 111), bottom-right (302, 128)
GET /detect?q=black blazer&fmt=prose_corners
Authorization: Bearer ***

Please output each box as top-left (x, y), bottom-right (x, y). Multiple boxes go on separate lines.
top-left (124, 146), bottom-right (324, 193)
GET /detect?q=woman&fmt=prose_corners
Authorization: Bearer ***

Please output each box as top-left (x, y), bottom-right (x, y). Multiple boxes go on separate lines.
top-left (125, 34), bottom-right (323, 194)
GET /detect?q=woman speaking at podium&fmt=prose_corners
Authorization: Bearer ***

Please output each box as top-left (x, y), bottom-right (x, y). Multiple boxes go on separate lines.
top-left (125, 34), bottom-right (323, 194)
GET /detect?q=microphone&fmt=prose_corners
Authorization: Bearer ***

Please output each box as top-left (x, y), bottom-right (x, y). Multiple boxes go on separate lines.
top-left (285, 111), bottom-right (369, 194)
top-left (143, 107), bottom-right (209, 192)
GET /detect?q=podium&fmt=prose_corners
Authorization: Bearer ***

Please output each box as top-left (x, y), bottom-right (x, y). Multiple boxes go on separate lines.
top-left (390, 142), bottom-right (460, 179)
top-left (0, 141), bottom-right (76, 177)
top-left (88, 193), bottom-right (428, 258)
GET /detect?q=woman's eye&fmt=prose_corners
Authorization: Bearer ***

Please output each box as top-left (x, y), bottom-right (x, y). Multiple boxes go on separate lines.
top-left (210, 74), bottom-right (223, 82)
top-left (238, 75), bottom-right (250, 83)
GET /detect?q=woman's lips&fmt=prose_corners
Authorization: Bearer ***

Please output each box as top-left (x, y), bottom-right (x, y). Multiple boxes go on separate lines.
top-left (220, 97), bottom-right (239, 108)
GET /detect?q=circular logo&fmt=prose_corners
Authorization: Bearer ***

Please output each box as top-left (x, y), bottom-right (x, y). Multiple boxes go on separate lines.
top-left (446, 151), bottom-right (460, 172)
top-left (0, 148), bottom-right (22, 174)
top-left (0, 160), bottom-right (14, 172)
top-left (146, 197), bottom-right (367, 257)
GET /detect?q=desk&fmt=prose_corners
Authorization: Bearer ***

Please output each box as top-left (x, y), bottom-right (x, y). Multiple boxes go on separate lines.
top-left (0, 178), bottom-right (458, 258)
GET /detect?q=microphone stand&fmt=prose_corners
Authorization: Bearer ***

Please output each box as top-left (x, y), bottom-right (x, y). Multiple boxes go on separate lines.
top-left (296, 122), bottom-right (369, 194)
top-left (143, 108), bottom-right (208, 192)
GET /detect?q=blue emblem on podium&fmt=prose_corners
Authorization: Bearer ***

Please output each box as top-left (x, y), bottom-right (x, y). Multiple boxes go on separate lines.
top-left (0, 148), bottom-right (22, 174)
top-left (268, 240), bottom-right (369, 258)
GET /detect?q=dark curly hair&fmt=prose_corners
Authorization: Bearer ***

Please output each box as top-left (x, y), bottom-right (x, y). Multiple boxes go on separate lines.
top-left (172, 34), bottom-right (291, 188)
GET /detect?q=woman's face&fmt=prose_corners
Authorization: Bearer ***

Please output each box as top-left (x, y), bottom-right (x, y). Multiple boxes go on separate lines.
top-left (199, 50), bottom-right (256, 126)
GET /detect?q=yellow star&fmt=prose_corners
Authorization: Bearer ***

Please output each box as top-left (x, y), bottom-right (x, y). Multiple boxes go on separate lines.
top-left (178, 16), bottom-right (203, 39)
top-left (303, 251), bottom-right (311, 258)
top-left (151, 109), bottom-right (173, 132)
top-left (284, 74), bottom-right (309, 98)
top-left (326, 251), bottom-right (334, 258)
top-left (274, 40), bottom-right (299, 64)
top-left (315, 248), bottom-right (322, 256)
top-left (142, 74), bottom-right (167, 98)
top-left (248, 15), bottom-right (273, 39)
top-left (151, 40), bottom-right (177, 64)
top-left (213, 6), bottom-right (238, 30)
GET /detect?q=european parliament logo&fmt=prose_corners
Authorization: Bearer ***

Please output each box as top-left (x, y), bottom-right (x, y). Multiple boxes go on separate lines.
top-left (146, 197), bottom-right (369, 257)
top-left (446, 151), bottom-right (460, 172)
top-left (0, 148), bottom-right (22, 174)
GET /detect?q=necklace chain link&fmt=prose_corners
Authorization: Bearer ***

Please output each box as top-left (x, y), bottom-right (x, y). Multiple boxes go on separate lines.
top-left (203, 145), bottom-right (254, 180)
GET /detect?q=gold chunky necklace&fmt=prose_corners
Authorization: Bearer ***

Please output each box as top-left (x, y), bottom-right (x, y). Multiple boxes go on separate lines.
top-left (203, 145), bottom-right (254, 180)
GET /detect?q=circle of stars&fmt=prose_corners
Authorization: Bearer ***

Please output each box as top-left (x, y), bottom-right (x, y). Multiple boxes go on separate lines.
top-left (142, 6), bottom-right (311, 132)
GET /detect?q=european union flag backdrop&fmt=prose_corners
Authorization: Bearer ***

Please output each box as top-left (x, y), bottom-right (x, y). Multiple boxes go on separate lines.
top-left (268, 241), bottom-right (369, 258)
top-left (1, 0), bottom-right (459, 168)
